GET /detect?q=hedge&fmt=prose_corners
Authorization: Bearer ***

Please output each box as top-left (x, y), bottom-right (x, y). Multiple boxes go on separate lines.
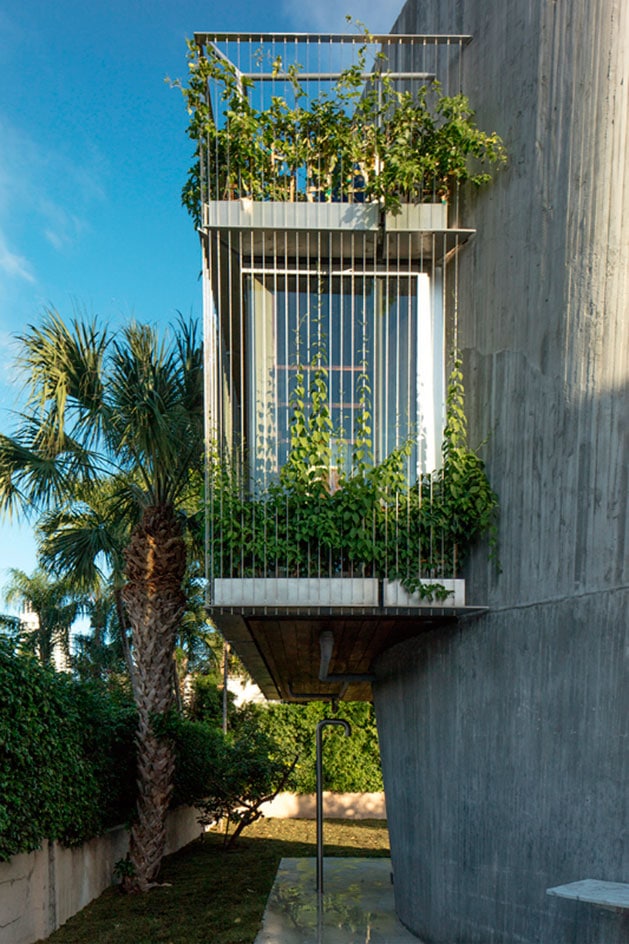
top-left (0, 639), bottom-right (137, 861)
top-left (246, 700), bottom-right (384, 794)
top-left (0, 641), bottom-right (384, 861)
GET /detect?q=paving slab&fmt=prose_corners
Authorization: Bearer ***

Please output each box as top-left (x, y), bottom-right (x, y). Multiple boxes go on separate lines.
top-left (254, 857), bottom-right (423, 944)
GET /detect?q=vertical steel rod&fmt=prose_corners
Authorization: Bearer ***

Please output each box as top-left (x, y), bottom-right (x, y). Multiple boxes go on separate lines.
top-left (315, 718), bottom-right (351, 895)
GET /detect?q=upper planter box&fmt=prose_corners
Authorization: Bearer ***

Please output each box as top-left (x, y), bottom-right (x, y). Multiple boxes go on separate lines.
top-left (212, 577), bottom-right (465, 609)
top-left (203, 200), bottom-right (448, 233)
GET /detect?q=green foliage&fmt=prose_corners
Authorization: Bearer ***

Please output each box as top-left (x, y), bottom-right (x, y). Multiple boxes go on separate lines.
top-left (252, 701), bottom-right (383, 794)
top-left (186, 673), bottom-right (236, 728)
top-left (0, 640), bottom-right (137, 860)
top-left (73, 683), bottom-right (138, 829)
top-left (194, 720), bottom-right (296, 848)
top-left (0, 638), bottom-right (383, 859)
top-left (175, 35), bottom-right (506, 224)
top-left (2, 568), bottom-right (83, 665)
top-left (208, 357), bottom-right (498, 597)
top-left (165, 714), bottom-right (224, 808)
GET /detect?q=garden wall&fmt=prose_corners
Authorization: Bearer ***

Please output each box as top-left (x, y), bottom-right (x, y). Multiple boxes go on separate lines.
top-left (0, 806), bottom-right (203, 944)
top-left (260, 791), bottom-right (386, 820)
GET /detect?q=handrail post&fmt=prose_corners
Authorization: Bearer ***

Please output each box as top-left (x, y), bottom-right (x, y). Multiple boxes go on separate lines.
top-left (315, 718), bottom-right (351, 895)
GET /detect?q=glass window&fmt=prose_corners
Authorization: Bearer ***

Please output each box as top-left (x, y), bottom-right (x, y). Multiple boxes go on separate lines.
top-left (244, 269), bottom-right (443, 483)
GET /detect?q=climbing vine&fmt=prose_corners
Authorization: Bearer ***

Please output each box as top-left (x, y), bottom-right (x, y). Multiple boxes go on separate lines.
top-left (207, 356), bottom-right (498, 599)
top-left (173, 28), bottom-right (506, 226)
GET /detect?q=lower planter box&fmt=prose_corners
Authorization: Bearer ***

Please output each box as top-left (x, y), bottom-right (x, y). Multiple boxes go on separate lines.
top-left (212, 577), bottom-right (465, 608)
top-left (203, 200), bottom-right (448, 233)
top-left (213, 577), bottom-right (380, 607)
top-left (383, 578), bottom-right (465, 607)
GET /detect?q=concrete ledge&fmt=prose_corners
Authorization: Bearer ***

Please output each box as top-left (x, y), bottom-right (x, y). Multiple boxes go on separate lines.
top-left (0, 806), bottom-right (203, 944)
top-left (547, 879), bottom-right (629, 912)
top-left (259, 791), bottom-right (386, 820)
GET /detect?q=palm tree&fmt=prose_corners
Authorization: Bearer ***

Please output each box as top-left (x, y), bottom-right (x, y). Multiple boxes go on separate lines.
top-left (2, 567), bottom-right (81, 666)
top-left (0, 311), bottom-right (204, 890)
top-left (37, 477), bottom-right (138, 689)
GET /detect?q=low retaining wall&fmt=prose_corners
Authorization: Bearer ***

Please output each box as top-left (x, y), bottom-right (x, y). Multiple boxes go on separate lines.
top-left (0, 806), bottom-right (203, 944)
top-left (260, 791), bottom-right (386, 820)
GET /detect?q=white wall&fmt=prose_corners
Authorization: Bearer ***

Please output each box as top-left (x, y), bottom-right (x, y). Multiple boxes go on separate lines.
top-left (260, 791), bottom-right (386, 820)
top-left (0, 806), bottom-right (203, 944)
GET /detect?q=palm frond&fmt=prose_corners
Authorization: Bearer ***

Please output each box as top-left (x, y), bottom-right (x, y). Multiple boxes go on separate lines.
top-left (16, 309), bottom-right (109, 452)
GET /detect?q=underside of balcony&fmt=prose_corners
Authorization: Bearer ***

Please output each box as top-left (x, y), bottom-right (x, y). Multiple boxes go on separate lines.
top-left (210, 578), bottom-right (487, 702)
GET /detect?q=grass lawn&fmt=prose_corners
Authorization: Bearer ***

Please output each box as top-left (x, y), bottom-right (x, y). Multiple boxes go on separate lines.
top-left (40, 818), bottom-right (389, 944)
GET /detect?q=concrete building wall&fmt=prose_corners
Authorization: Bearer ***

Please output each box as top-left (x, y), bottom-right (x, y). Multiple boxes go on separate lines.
top-left (374, 0), bottom-right (629, 941)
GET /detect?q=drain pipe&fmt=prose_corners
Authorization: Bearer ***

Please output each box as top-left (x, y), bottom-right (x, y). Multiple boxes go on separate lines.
top-left (319, 630), bottom-right (375, 685)
top-left (316, 718), bottom-right (351, 895)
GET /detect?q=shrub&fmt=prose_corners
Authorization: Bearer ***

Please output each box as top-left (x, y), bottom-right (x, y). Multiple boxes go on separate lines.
top-left (242, 701), bottom-right (383, 794)
top-left (186, 673), bottom-right (237, 728)
top-left (168, 714), bottom-right (224, 807)
top-left (195, 720), bottom-right (296, 848)
top-left (0, 640), bottom-right (136, 860)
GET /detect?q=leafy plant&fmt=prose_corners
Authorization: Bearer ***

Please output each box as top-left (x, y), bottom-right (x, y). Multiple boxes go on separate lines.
top-left (0, 640), bottom-right (138, 861)
top-left (194, 722), bottom-right (297, 849)
top-left (250, 700), bottom-right (383, 794)
top-left (207, 356), bottom-right (498, 598)
top-left (113, 855), bottom-right (136, 884)
top-left (174, 32), bottom-right (506, 225)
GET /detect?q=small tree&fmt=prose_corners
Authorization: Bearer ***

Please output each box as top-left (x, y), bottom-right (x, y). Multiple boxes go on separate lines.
top-left (195, 724), bottom-right (297, 849)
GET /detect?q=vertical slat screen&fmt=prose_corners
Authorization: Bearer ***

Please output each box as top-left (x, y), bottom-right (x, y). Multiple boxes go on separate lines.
top-left (198, 33), bottom-right (470, 600)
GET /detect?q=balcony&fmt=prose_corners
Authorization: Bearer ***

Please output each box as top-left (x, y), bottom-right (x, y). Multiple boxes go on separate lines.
top-left (191, 32), bottom-right (504, 701)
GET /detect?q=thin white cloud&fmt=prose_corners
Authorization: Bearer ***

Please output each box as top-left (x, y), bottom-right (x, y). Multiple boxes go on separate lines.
top-left (0, 114), bottom-right (104, 262)
top-left (40, 198), bottom-right (87, 253)
top-left (0, 233), bottom-right (35, 283)
top-left (0, 327), bottom-right (23, 402)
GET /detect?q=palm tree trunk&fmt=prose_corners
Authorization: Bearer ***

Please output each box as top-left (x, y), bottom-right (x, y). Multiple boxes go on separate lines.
top-left (121, 504), bottom-right (186, 892)
top-left (114, 587), bottom-right (137, 698)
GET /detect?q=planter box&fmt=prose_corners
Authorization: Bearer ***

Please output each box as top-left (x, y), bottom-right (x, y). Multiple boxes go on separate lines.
top-left (383, 578), bottom-right (465, 607)
top-left (385, 202), bottom-right (447, 231)
top-left (212, 577), bottom-right (465, 608)
top-left (213, 577), bottom-right (379, 608)
top-left (204, 200), bottom-right (379, 232)
top-left (203, 200), bottom-right (447, 233)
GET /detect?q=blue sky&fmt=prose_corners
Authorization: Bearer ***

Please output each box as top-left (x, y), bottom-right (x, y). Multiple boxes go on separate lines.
top-left (0, 0), bottom-right (403, 602)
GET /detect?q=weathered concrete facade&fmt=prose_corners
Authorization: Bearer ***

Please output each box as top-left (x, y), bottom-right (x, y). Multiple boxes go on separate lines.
top-left (373, 1), bottom-right (629, 941)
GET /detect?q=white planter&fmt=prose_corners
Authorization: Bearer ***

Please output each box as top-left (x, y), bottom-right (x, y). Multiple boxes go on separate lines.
top-left (383, 578), bottom-right (465, 607)
top-left (213, 577), bottom-right (379, 607)
top-left (204, 199), bottom-right (379, 231)
top-left (385, 203), bottom-right (448, 231)
top-left (213, 576), bottom-right (464, 608)
top-left (203, 200), bottom-right (447, 233)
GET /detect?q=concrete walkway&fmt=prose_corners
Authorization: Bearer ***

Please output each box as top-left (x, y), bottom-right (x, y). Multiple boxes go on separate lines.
top-left (254, 857), bottom-right (423, 944)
